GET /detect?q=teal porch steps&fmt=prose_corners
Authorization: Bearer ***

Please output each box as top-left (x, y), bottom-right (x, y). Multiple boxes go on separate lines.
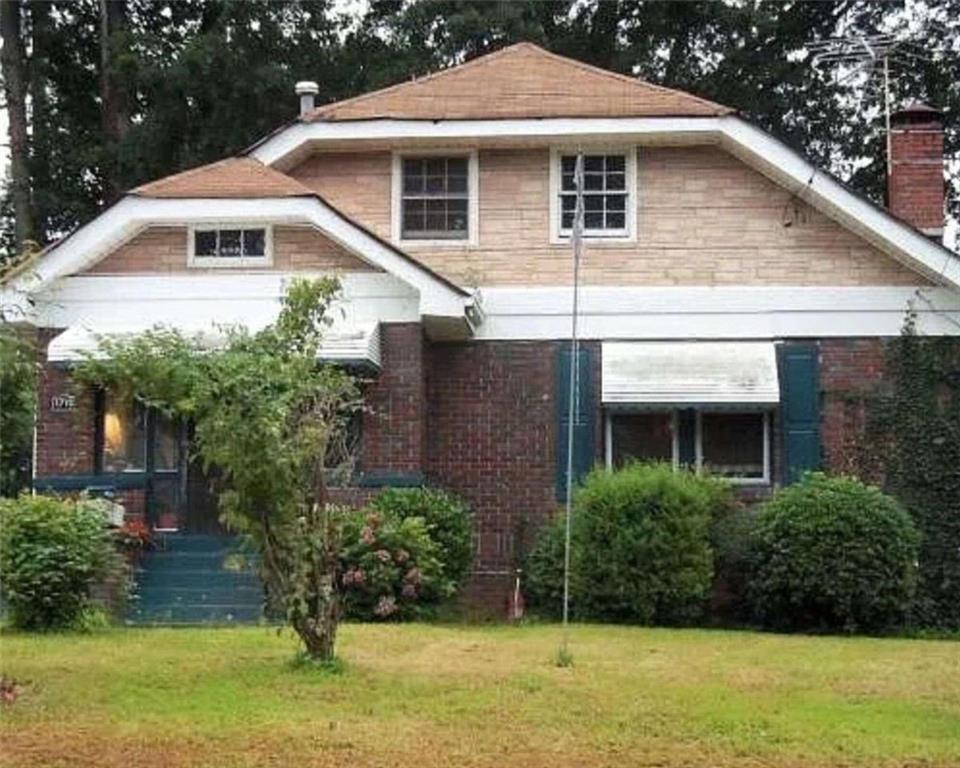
top-left (127, 534), bottom-right (265, 625)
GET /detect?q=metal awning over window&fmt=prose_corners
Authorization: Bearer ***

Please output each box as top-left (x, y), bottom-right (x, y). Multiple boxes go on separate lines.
top-left (47, 317), bottom-right (381, 369)
top-left (601, 341), bottom-right (779, 407)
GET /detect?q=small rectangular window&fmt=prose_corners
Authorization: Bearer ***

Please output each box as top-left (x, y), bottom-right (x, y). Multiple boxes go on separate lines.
top-left (700, 412), bottom-right (767, 481)
top-left (400, 156), bottom-right (470, 240)
top-left (610, 412), bottom-right (674, 468)
top-left (191, 226), bottom-right (269, 265)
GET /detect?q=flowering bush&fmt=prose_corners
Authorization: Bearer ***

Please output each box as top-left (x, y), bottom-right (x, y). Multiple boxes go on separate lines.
top-left (112, 518), bottom-right (154, 556)
top-left (370, 487), bottom-right (473, 589)
top-left (340, 510), bottom-right (452, 620)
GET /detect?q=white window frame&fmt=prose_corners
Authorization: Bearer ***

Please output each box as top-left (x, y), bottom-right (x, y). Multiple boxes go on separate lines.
top-left (549, 146), bottom-right (637, 244)
top-left (695, 410), bottom-right (771, 486)
top-left (391, 149), bottom-right (479, 247)
top-left (187, 224), bottom-right (274, 268)
top-left (604, 410), bottom-right (679, 470)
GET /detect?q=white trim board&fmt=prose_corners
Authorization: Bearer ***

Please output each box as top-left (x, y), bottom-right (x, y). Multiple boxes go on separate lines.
top-left (31, 272), bottom-right (420, 330)
top-left (473, 286), bottom-right (960, 339)
top-left (250, 114), bottom-right (960, 290)
top-left (5, 196), bottom-right (471, 321)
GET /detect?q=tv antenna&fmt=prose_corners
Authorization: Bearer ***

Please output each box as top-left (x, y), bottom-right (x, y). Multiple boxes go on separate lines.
top-left (807, 33), bottom-right (932, 178)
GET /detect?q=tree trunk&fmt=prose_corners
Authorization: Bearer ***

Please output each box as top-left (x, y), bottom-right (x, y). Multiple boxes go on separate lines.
top-left (99, 0), bottom-right (129, 201)
top-left (0, 0), bottom-right (34, 254)
top-left (28, 0), bottom-right (53, 244)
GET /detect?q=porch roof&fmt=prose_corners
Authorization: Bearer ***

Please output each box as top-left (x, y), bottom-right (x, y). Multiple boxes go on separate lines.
top-left (47, 317), bottom-right (381, 369)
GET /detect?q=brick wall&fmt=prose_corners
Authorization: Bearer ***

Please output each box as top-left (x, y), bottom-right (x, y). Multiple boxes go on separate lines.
top-left (819, 338), bottom-right (888, 473)
top-left (86, 225), bottom-right (376, 274)
top-left (289, 145), bottom-right (927, 288)
top-left (35, 332), bottom-right (96, 476)
top-left (360, 323), bottom-right (427, 476)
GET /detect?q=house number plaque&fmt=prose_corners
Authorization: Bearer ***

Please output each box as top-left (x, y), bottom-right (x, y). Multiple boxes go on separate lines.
top-left (50, 393), bottom-right (76, 412)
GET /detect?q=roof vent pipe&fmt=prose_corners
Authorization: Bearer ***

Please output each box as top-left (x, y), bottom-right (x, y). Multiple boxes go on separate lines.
top-left (295, 81), bottom-right (319, 118)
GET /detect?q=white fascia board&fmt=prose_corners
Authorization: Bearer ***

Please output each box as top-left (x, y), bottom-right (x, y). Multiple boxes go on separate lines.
top-left (252, 114), bottom-right (960, 290)
top-left (475, 286), bottom-right (960, 339)
top-left (249, 117), bottom-right (718, 166)
top-left (10, 196), bottom-right (469, 321)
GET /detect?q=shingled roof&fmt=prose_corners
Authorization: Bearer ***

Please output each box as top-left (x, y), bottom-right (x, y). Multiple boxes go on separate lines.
top-left (306, 42), bottom-right (732, 122)
top-left (132, 157), bottom-right (315, 199)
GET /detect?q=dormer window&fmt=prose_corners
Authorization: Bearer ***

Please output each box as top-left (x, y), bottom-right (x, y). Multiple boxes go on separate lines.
top-left (189, 225), bottom-right (272, 267)
top-left (392, 151), bottom-right (479, 245)
top-left (550, 148), bottom-right (637, 242)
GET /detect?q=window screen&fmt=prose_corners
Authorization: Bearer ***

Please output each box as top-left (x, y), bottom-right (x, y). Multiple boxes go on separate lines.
top-left (193, 227), bottom-right (267, 259)
top-left (102, 393), bottom-right (147, 472)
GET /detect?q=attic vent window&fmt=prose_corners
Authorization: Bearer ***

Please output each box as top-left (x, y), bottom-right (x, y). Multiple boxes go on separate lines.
top-left (189, 225), bottom-right (272, 267)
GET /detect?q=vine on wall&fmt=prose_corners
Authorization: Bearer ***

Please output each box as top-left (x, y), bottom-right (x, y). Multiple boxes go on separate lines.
top-left (849, 312), bottom-right (960, 629)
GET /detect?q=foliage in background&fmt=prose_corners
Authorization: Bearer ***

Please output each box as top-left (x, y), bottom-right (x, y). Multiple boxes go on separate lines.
top-left (340, 508), bottom-right (452, 621)
top-left (0, 323), bottom-right (37, 497)
top-left (73, 278), bottom-right (362, 659)
top-left (0, 494), bottom-right (119, 630)
top-left (525, 462), bottom-right (730, 624)
top-left (370, 487), bottom-right (473, 590)
top-left (860, 317), bottom-right (960, 629)
top-left (3, 1), bottom-right (958, 259)
top-left (749, 473), bottom-right (919, 634)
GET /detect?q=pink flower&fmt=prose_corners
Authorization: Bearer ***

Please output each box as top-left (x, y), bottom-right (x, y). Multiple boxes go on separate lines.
top-left (360, 526), bottom-right (376, 545)
top-left (395, 549), bottom-right (409, 564)
top-left (404, 567), bottom-right (422, 586)
top-left (401, 582), bottom-right (417, 599)
top-left (374, 595), bottom-right (397, 617)
top-left (376, 549), bottom-right (392, 563)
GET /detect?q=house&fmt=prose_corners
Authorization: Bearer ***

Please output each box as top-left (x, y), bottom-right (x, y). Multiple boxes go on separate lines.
top-left (3, 42), bottom-right (958, 617)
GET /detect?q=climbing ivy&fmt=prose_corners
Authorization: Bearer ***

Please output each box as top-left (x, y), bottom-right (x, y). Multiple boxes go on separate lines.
top-left (860, 311), bottom-right (960, 629)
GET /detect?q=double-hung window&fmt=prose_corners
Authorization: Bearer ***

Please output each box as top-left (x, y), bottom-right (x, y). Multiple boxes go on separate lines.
top-left (189, 225), bottom-right (271, 267)
top-left (393, 152), bottom-right (478, 244)
top-left (552, 149), bottom-right (636, 240)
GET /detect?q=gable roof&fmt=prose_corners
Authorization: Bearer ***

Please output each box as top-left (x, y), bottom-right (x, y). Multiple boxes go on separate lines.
top-left (306, 42), bottom-right (732, 122)
top-left (132, 157), bottom-right (315, 198)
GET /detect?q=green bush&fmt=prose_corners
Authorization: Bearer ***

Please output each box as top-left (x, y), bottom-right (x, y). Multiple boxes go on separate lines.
top-left (749, 473), bottom-right (919, 633)
top-left (525, 463), bottom-right (730, 624)
top-left (370, 487), bottom-right (473, 588)
top-left (708, 502), bottom-right (757, 624)
top-left (340, 509), bottom-right (453, 620)
top-left (0, 495), bottom-right (116, 630)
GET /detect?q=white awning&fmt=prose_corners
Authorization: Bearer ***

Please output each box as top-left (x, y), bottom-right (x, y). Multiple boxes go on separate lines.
top-left (47, 317), bottom-right (381, 369)
top-left (601, 341), bottom-right (779, 406)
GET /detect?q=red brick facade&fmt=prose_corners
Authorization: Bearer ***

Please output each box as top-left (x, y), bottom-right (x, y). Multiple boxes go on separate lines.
top-left (32, 330), bottom-right (900, 615)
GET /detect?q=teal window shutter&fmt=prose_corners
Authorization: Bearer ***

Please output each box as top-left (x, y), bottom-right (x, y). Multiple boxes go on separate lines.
top-left (778, 343), bottom-right (821, 484)
top-left (676, 408), bottom-right (697, 467)
top-left (556, 344), bottom-right (595, 501)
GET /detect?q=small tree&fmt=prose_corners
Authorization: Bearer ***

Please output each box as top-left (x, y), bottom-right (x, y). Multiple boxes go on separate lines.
top-left (75, 278), bottom-right (361, 660)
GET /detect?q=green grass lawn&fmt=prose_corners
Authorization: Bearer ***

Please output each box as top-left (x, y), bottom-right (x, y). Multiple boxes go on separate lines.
top-left (1, 623), bottom-right (958, 768)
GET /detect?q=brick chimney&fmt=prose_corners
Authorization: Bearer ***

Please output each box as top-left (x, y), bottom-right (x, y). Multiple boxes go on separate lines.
top-left (888, 102), bottom-right (945, 239)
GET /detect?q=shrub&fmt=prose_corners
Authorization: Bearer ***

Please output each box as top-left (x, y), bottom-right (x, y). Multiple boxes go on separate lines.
top-left (525, 463), bottom-right (730, 624)
top-left (0, 494), bottom-right (116, 630)
top-left (370, 488), bottom-right (473, 589)
top-left (749, 473), bottom-right (919, 633)
top-left (340, 509), bottom-right (453, 620)
top-left (708, 502), bottom-right (757, 624)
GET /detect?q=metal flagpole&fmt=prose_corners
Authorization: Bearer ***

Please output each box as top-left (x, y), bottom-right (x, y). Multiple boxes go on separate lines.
top-left (560, 152), bottom-right (585, 661)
